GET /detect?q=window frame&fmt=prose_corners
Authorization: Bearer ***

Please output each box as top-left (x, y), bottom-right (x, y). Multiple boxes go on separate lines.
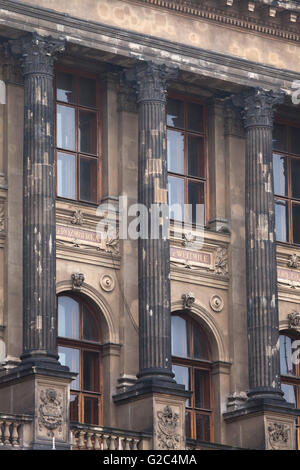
top-left (273, 117), bottom-right (300, 246)
top-left (171, 312), bottom-right (213, 442)
top-left (280, 331), bottom-right (300, 449)
top-left (167, 92), bottom-right (209, 228)
top-left (54, 65), bottom-right (102, 205)
top-left (57, 293), bottom-right (103, 426)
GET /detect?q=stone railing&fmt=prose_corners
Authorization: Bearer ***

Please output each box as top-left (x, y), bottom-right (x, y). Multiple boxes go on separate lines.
top-left (0, 414), bottom-right (33, 449)
top-left (70, 423), bottom-right (152, 450)
top-left (186, 439), bottom-right (240, 450)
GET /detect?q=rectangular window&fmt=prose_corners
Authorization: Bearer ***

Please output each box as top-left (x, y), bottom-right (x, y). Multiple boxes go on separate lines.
top-left (55, 68), bottom-right (101, 203)
top-left (273, 122), bottom-right (300, 245)
top-left (167, 95), bottom-right (207, 226)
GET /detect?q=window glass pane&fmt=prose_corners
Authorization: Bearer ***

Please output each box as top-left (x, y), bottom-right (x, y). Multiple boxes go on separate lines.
top-left (187, 102), bottom-right (203, 133)
top-left (188, 136), bottom-right (205, 178)
top-left (187, 181), bottom-right (205, 225)
top-left (78, 77), bottom-right (96, 108)
top-left (291, 159), bottom-right (300, 199)
top-left (167, 130), bottom-right (184, 174)
top-left (83, 351), bottom-right (99, 392)
top-left (56, 105), bottom-right (75, 151)
top-left (280, 335), bottom-right (297, 376)
top-left (171, 316), bottom-right (189, 357)
top-left (70, 394), bottom-right (79, 422)
top-left (167, 98), bottom-right (184, 129)
top-left (82, 305), bottom-right (99, 342)
top-left (56, 72), bottom-right (75, 104)
top-left (172, 365), bottom-right (191, 407)
top-left (194, 369), bottom-right (210, 409)
top-left (58, 346), bottom-right (80, 390)
top-left (168, 176), bottom-right (184, 221)
top-left (193, 326), bottom-right (210, 361)
top-left (293, 204), bottom-right (300, 245)
top-left (273, 154), bottom-right (288, 197)
top-left (195, 414), bottom-right (210, 442)
top-left (281, 383), bottom-right (297, 406)
top-left (79, 158), bottom-right (97, 203)
top-left (273, 123), bottom-right (287, 152)
top-left (79, 110), bottom-right (97, 155)
top-left (84, 397), bottom-right (99, 425)
top-left (275, 199), bottom-right (289, 242)
top-left (290, 126), bottom-right (300, 155)
top-left (58, 296), bottom-right (79, 339)
top-left (57, 152), bottom-right (76, 199)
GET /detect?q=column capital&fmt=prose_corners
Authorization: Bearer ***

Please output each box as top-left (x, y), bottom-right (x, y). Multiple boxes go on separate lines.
top-left (134, 61), bottom-right (178, 104)
top-left (242, 88), bottom-right (285, 128)
top-left (10, 33), bottom-right (65, 77)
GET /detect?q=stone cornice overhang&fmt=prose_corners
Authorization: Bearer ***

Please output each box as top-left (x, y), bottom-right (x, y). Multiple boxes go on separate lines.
top-left (1, 0), bottom-right (300, 89)
top-left (132, 0), bottom-right (300, 42)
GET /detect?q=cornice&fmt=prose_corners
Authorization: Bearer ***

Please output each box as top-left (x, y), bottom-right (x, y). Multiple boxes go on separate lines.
top-left (131, 0), bottom-right (300, 43)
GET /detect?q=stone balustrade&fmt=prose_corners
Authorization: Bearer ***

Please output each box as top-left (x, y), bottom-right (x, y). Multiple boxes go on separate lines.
top-left (70, 423), bottom-right (152, 450)
top-left (0, 414), bottom-right (32, 449)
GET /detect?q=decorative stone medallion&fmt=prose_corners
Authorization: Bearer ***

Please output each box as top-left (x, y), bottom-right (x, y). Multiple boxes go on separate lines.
top-left (157, 406), bottom-right (180, 450)
top-left (288, 311), bottom-right (300, 330)
top-left (210, 294), bottom-right (224, 313)
top-left (38, 388), bottom-right (63, 437)
top-left (100, 273), bottom-right (115, 292)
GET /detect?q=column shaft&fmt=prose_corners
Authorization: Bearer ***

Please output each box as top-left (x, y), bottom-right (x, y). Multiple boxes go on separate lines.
top-left (135, 62), bottom-right (177, 382)
top-left (20, 33), bottom-right (64, 363)
top-left (243, 88), bottom-right (284, 400)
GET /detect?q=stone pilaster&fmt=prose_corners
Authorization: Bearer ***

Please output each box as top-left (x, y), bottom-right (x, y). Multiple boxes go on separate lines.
top-left (242, 88), bottom-right (284, 401)
top-left (19, 33), bottom-right (64, 365)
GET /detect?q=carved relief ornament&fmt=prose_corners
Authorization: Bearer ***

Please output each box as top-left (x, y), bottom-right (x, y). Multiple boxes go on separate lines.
top-left (157, 406), bottom-right (180, 450)
top-left (38, 388), bottom-right (63, 437)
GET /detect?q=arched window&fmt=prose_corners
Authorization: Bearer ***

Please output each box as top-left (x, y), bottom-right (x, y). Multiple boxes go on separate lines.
top-left (280, 332), bottom-right (300, 448)
top-left (57, 294), bottom-right (102, 425)
top-left (171, 313), bottom-right (213, 442)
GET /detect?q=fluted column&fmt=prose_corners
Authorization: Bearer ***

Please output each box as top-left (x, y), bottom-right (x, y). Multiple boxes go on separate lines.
top-left (242, 88), bottom-right (284, 401)
top-left (135, 62), bottom-right (177, 384)
top-left (19, 33), bottom-right (64, 364)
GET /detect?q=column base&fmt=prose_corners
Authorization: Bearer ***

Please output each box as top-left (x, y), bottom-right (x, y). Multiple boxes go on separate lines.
top-left (0, 362), bottom-right (75, 449)
top-left (223, 397), bottom-right (299, 449)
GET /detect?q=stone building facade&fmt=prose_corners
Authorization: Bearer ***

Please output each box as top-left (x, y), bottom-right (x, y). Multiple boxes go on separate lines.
top-left (0, 0), bottom-right (300, 450)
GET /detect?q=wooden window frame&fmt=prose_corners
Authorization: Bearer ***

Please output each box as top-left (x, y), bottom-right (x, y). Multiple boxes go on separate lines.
top-left (171, 313), bottom-right (213, 442)
top-left (273, 118), bottom-right (300, 246)
top-left (167, 93), bottom-right (209, 227)
top-left (54, 65), bottom-right (102, 205)
top-left (57, 293), bottom-right (103, 426)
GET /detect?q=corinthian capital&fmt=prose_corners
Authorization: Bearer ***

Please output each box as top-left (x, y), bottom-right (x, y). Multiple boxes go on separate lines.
top-left (242, 88), bottom-right (285, 128)
top-left (10, 32), bottom-right (65, 76)
top-left (134, 61), bottom-right (178, 104)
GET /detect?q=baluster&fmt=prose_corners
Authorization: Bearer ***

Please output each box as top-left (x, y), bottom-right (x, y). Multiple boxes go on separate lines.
top-left (3, 421), bottom-right (11, 446)
top-left (132, 438), bottom-right (140, 450)
top-left (119, 437), bottom-right (125, 450)
top-left (94, 433), bottom-right (101, 450)
top-left (78, 431), bottom-right (86, 450)
top-left (124, 438), bottom-right (132, 450)
top-left (0, 421), bottom-right (4, 446)
top-left (110, 435), bottom-right (118, 450)
top-left (102, 434), bottom-right (110, 450)
top-left (86, 432), bottom-right (93, 450)
top-left (11, 422), bottom-right (20, 447)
